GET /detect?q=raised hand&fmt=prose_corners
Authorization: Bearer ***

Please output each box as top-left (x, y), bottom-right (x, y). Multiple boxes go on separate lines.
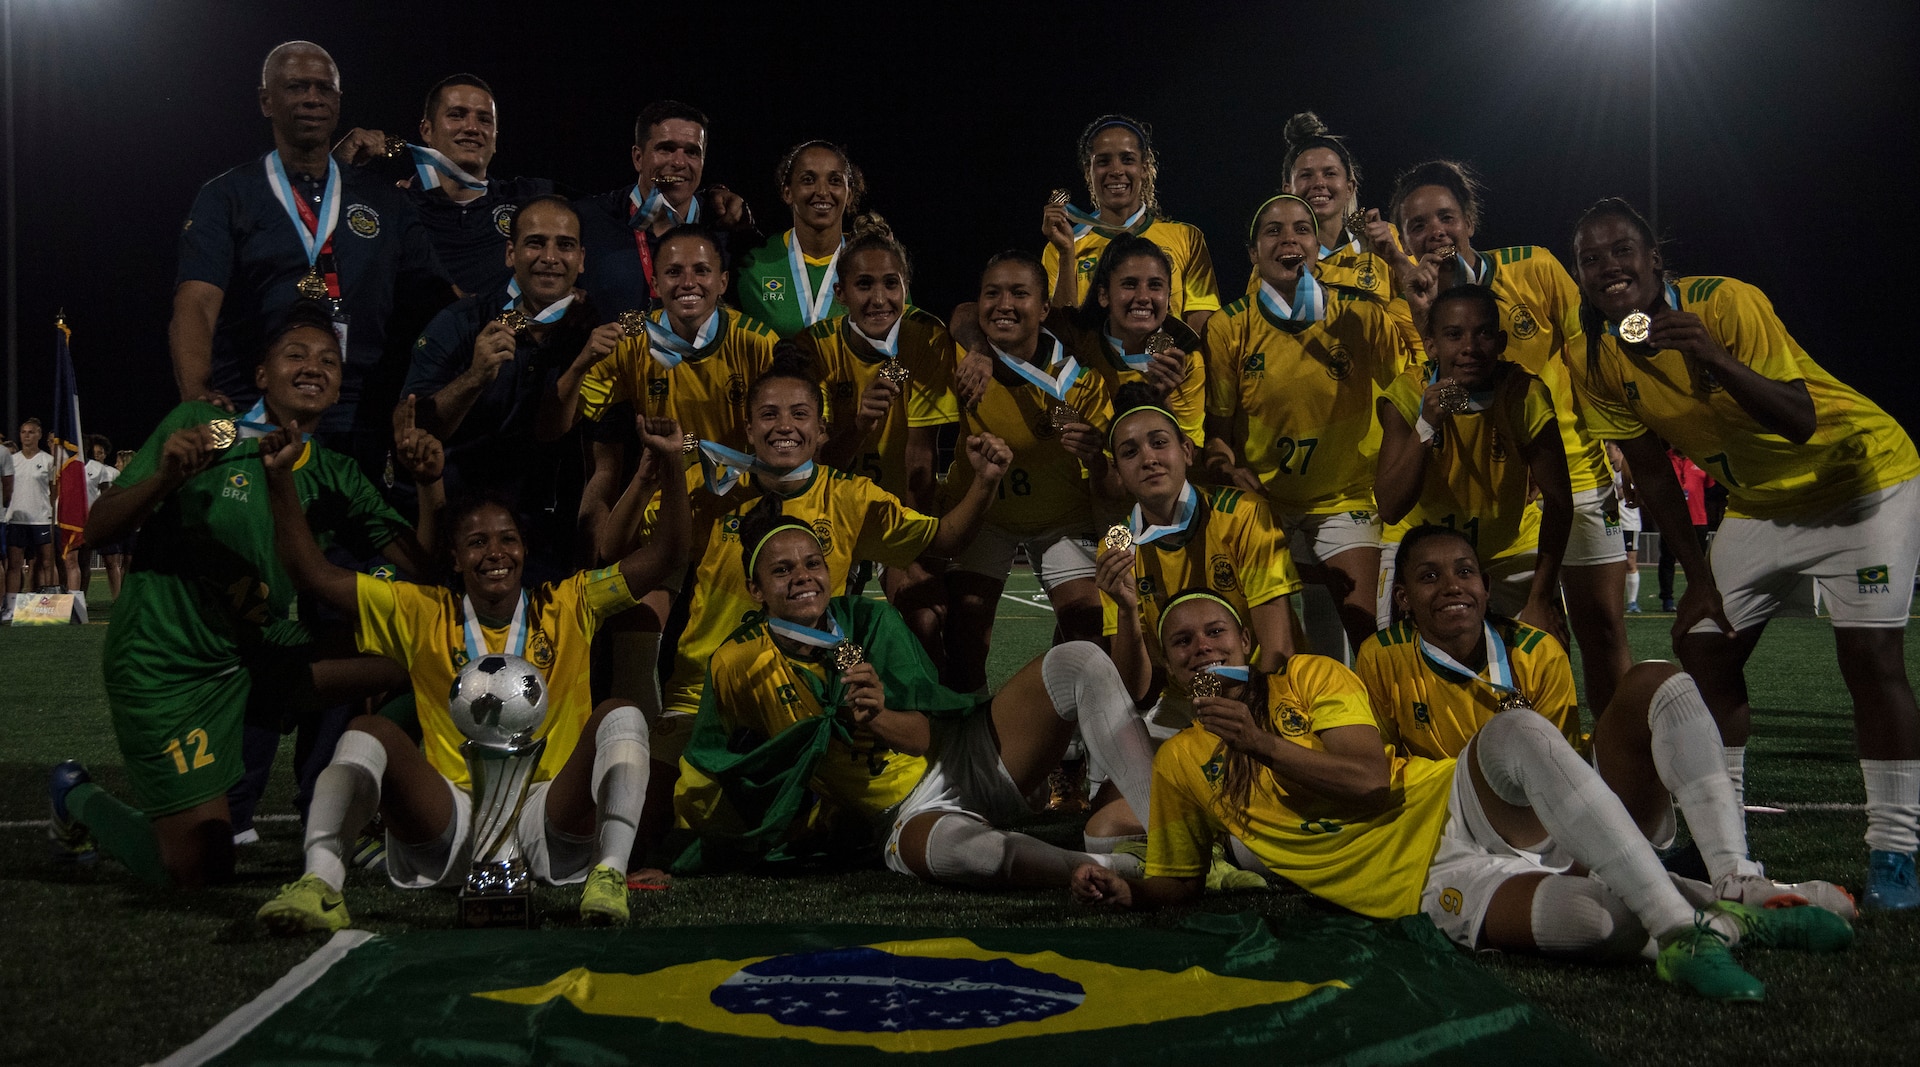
top-left (257, 420), bottom-right (307, 472)
top-left (854, 376), bottom-right (900, 435)
top-left (840, 661), bottom-right (887, 724)
top-left (158, 424), bottom-right (225, 485)
top-left (331, 127), bottom-right (394, 166)
top-left (1093, 540), bottom-right (1138, 612)
top-left (635, 415), bottom-right (685, 459)
top-left (391, 394), bottom-right (445, 483)
top-left (955, 345), bottom-right (994, 408)
top-left (964, 432), bottom-right (1013, 482)
top-left (570, 322), bottom-right (626, 376)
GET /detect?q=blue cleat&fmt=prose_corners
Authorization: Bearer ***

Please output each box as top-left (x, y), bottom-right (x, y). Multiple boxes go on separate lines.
top-left (48, 760), bottom-right (98, 864)
top-left (1863, 850), bottom-right (1919, 911)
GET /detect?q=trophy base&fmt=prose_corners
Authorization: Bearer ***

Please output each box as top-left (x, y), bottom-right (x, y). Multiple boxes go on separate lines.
top-left (458, 859), bottom-right (533, 929)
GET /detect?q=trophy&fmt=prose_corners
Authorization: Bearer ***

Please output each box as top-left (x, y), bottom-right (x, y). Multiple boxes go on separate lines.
top-left (448, 653), bottom-right (550, 928)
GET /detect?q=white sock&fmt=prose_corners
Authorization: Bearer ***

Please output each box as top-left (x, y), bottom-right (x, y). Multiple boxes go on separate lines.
top-left (1474, 709), bottom-right (1699, 941)
top-left (303, 730), bottom-right (387, 892)
top-left (1042, 642), bottom-right (1156, 826)
top-left (1082, 832), bottom-right (1145, 855)
top-left (1529, 875), bottom-right (1651, 961)
top-left (1624, 565), bottom-right (1641, 607)
top-left (589, 706), bottom-right (651, 872)
top-left (1861, 759), bottom-right (1920, 854)
top-left (922, 814), bottom-right (1135, 888)
top-left (1648, 673), bottom-right (1760, 883)
top-left (1722, 746), bottom-right (1747, 808)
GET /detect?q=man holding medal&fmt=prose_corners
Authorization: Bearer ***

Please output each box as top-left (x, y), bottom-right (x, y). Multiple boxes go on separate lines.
top-left (169, 41), bottom-right (451, 481)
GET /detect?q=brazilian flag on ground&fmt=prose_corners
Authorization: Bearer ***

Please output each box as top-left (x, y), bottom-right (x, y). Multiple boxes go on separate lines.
top-left (161, 913), bottom-right (1598, 1065)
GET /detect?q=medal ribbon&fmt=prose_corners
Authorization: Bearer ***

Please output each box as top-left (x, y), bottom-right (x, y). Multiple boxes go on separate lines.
top-left (1257, 273), bottom-right (1327, 326)
top-left (1102, 327), bottom-right (1155, 372)
top-left (1443, 249), bottom-right (1492, 287)
top-left (695, 439), bottom-right (816, 495)
top-left (645, 308), bottom-right (723, 368)
top-left (1065, 202), bottom-right (1150, 241)
top-left (1605, 282), bottom-right (1683, 339)
top-left (1417, 621), bottom-right (1520, 701)
top-left (1129, 480), bottom-right (1201, 547)
top-left (462, 590), bottom-right (529, 664)
top-left (264, 153), bottom-right (342, 295)
top-left (1200, 664), bottom-right (1253, 684)
top-left (629, 182), bottom-right (701, 229)
top-left (849, 316), bottom-right (902, 358)
top-left (501, 279), bottom-right (575, 325)
top-left (785, 230), bottom-right (845, 328)
top-left (991, 332), bottom-right (1082, 402)
top-left (235, 398), bottom-right (311, 443)
top-left (766, 613), bottom-right (847, 656)
top-left (405, 143), bottom-right (488, 193)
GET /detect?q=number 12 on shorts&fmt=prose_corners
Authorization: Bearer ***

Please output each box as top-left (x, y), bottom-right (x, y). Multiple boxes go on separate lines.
top-left (163, 729), bottom-right (216, 774)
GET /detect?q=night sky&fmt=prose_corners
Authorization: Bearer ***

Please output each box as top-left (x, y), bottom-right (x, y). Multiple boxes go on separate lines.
top-left (3, 0), bottom-right (1915, 448)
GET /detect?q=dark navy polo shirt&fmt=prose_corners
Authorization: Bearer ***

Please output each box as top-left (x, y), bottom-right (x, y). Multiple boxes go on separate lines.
top-left (405, 174), bottom-right (556, 296)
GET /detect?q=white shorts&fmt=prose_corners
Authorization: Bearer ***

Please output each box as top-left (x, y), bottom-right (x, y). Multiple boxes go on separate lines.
top-left (1280, 510), bottom-right (1383, 570)
top-left (950, 520), bottom-right (1097, 590)
top-left (1420, 755), bottom-right (1574, 948)
top-left (883, 714), bottom-right (1031, 875)
top-left (1693, 477), bottom-right (1920, 633)
top-left (385, 776), bottom-right (594, 890)
top-left (1564, 485), bottom-right (1629, 567)
top-left (1378, 546), bottom-right (1537, 629)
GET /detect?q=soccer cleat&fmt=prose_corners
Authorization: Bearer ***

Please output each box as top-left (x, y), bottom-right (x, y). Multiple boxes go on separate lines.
top-left (1716, 872), bottom-right (1857, 920)
top-left (1205, 841), bottom-right (1268, 892)
top-left (580, 864), bottom-right (631, 926)
top-left (1863, 850), bottom-right (1919, 911)
top-left (1655, 915), bottom-right (1764, 1002)
top-left (1660, 598), bottom-right (1677, 612)
top-left (1626, 601), bottom-right (1642, 613)
top-left (47, 760), bottom-right (98, 863)
top-left (1710, 899), bottom-right (1853, 953)
top-left (257, 875), bottom-right (352, 935)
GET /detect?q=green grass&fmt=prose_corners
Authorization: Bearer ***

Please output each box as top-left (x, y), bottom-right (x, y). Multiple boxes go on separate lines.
top-left (2, 568), bottom-right (1917, 1065)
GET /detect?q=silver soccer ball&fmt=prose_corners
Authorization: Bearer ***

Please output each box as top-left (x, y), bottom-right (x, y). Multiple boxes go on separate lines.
top-left (447, 654), bottom-right (548, 746)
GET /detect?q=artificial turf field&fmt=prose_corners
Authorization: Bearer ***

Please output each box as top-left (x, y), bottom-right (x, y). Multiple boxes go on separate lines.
top-left (2, 567), bottom-right (1917, 1066)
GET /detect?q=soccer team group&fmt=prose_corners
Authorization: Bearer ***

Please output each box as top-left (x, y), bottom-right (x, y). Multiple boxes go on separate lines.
top-left (32, 38), bottom-right (1920, 1004)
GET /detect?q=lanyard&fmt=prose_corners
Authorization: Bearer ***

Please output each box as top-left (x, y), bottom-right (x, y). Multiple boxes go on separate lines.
top-left (264, 153), bottom-right (342, 297)
top-left (990, 332), bottom-right (1081, 401)
top-left (785, 230), bottom-right (844, 328)
top-left (695, 439), bottom-right (816, 495)
top-left (462, 590), bottom-right (529, 663)
top-left (849, 316), bottom-right (902, 358)
top-left (645, 308), bottom-right (723, 368)
top-left (501, 279), bottom-right (575, 325)
top-left (627, 184), bottom-right (702, 298)
top-left (1257, 273), bottom-right (1327, 326)
top-left (235, 398), bottom-right (310, 443)
top-left (1065, 202), bottom-right (1150, 241)
top-left (1417, 621), bottom-right (1522, 703)
top-left (767, 613), bottom-right (846, 654)
top-left (404, 143), bottom-right (487, 193)
top-left (1102, 327), bottom-right (1155, 373)
top-left (1129, 480), bottom-right (1200, 546)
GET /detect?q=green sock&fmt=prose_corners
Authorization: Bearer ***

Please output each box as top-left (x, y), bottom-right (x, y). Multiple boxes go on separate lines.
top-left (67, 783), bottom-right (169, 887)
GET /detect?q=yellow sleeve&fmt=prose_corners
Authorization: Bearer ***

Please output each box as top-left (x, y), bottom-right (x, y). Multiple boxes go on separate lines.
top-left (1519, 376), bottom-right (1557, 441)
top-left (1516, 629), bottom-right (1581, 747)
top-left (1203, 310), bottom-right (1241, 418)
top-left (1541, 251), bottom-right (1584, 352)
top-left (1181, 228), bottom-right (1221, 314)
top-left (1169, 347), bottom-right (1207, 444)
top-left (1041, 242), bottom-right (1063, 291)
top-left (852, 480), bottom-right (940, 565)
top-left (1231, 500), bottom-right (1304, 606)
top-left (1713, 282), bottom-right (1812, 384)
top-left (354, 573), bottom-right (423, 668)
top-left (579, 564), bottom-right (639, 626)
top-left (1144, 741), bottom-right (1217, 879)
top-left (1570, 346), bottom-right (1647, 441)
top-left (1383, 367), bottom-right (1424, 428)
top-left (1296, 656), bottom-right (1380, 733)
top-left (577, 345), bottom-right (635, 423)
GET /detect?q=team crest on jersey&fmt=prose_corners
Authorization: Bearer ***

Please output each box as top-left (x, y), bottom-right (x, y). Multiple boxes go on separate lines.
top-left (763, 277), bottom-right (786, 299)
top-left (728, 375), bottom-right (747, 406)
top-left (1356, 261), bottom-right (1378, 290)
top-left (1489, 431), bottom-right (1508, 462)
top-left (452, 648), bottom-right (470, 670)
top-left (366, 563), bottom-right (398, 582)
top-left (1322, 345), bottom-right (1352, 381)
top-left (345, 203), bottom-right (381, 238)
top-left (721, 515), bottom-right (742, 540)
top-left (811, 519), bottom-right (834, 554)
top-left (1509, 305), bottom-right (1539, 340)
top-left (528, 629), bottom-right (556, 671)
top-left (834, 381), bottom-right (856, 400)
top-left (1276, 702), bottom-right (1310, 736)
top-left (1412, 701), bottom-right (1431, 728)
top-left (1858, 565), bottom-right (1892, 594)
top-left (1078, 256), bottom-right (1098, 275)
top-left (1696, 367), bottom-right (1724, 393)
top-left (492, 203), bottom-right (517, 237)
top-left (1200, 754), bottom-right (1224, 784)
top-left (1210, 555), bottom-right (1237, 593)
top-left (776, 682), bottom-right (800, 706)
top-left (648, 378), bottom-right (669, 398)
top-left (1348, 510), bottom-right (1372, 522)
top-left (1242, 352), bottom-right (1266, 379)
top-left (223, 470), bottom-right (251, 502)
top-left (1137, 575), bottom-right (1157, 598)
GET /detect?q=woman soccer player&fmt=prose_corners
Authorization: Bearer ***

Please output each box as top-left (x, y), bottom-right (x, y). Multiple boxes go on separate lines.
top-left (1358, 523), bottom-right (1853, 913)
top-left (1388, 160), bottom-right (1633, 714)
top-left (1275, 112), bottom-right (1404, 301)
top-left (1567, 197), bottom-right (1920, 910)
top-left (1070, 591), bottom-right (1854, 1001)
top-left (255, 415), bottom-right (692, 931)
top-left (1374, 284), bottom-right (1570, 642)
top-left (941, 251), bottom-right (1114, 694)
top-left (677, 507), bottom-right (1149, 889)
top-left (49, 304), bottom-right (439, 889)
top-left (733, 140), bottom-right (860, 337)
top-left (1206, 194), bottom-right (1417, 656)
top-left (1040, 114), bottom-right (1220, 337)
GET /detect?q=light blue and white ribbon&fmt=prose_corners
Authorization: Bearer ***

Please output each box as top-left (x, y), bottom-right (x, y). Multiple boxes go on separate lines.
top-left (1418, 621), bottom-right (1520, 701)
top-left (501, 278), bottom-right (575, 325)
top-left (785, 230), bottom-right (844, 328)
top-left (991, 332), bottom-right (1082, 402)
top-left (462, 590), bottom-right (529, 663)
top-left (1103, 327), bottom-right (1155, 373)
top-left (1605, 282), bottom-right (1684, 340)
top-left (405, 143), bottom-right (487, 193)
top-left (695, 439), bottom-right (816, 496)
top-left (849, 315), bottom-right (901, 358)
top-left (263, 152), bottom-right (341, 273)
top-left (629, 182), bottom-right (701, 229)
top-left (235, 398), bottom-right (310, 443)
top-left (1129, 480), bottom-right (1200, 547)
top-left (645, 308), bottom-right (723, 368)
top-left (1199, 664), bottom-right (1253, 684)
top-left (767, 613), bottom-right (847, 655)
top-left (1066, 202), bottom-right (1149, 241)
top-left (1257, 273), bottom-right (1328, 326)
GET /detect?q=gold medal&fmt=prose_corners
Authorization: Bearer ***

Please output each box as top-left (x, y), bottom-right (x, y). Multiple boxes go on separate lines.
top-left (1496, 691), bottom-right (1534, 712)
top-left (832, 641), bottom-right (866, 672)
top-left (206, 419), bottom-right (238, 450)
top-left (878, 359), bottom-right (910, 386)
top-left (498, 309), bottom-right (530, 334)
top-left (1346, 209), bottom-right (1371, 248)
top-left (383, 135), bottom-right (408, 158)
top-left (1618, 312), bottom-right (1652, 345)
top-left (1048, 188), bottom-right (1072, 206)
top-left (1144, 330), bottom-right (1174, 359)
top-left (681, 433), bottom-right (699, 455)
top-left (1103, 524), bottom-right (1133, 553)
top-left (1189, 671), bottom-right (1222, 698)
top-left (617, 310), bottom-right (647, 337)
top-left (296, 269), bottom-right (329, 300)
top-left (1436, 378), bottom-right (1470, 416)
top-left (1050, 403), bottom-right (1081, 432)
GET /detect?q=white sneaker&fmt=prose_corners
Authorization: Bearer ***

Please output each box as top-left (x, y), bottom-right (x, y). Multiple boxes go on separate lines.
top-left (232, 826), bottom-right (261, 846)
top-left (1716, 871), bottom-right (1858, 920)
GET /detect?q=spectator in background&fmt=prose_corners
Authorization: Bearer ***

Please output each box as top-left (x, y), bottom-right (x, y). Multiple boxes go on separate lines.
top-left (1657, 448), bottom-right (1711, 613)
top-left (6, 418), bottom-right (59, 600)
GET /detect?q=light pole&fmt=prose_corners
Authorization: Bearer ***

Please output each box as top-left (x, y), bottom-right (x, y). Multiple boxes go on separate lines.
top-left (1648, 0), bottom-right (1658, 237)
top-left (3, 0), bottom-right (16, 434)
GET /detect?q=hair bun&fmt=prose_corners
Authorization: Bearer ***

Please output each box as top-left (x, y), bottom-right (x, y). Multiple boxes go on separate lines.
top-left (1283, 111), bottom-right (1328, 146)
top-left (850, 211), bottom-right (894, 242)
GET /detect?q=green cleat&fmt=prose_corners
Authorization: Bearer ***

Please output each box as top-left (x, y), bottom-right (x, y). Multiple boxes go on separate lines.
top-left (1712, 899), bottom-right (1854, 953)
top-left (1206, 841), bottom-right (1269, 892)
top-left (580, 864), bottom-right (630, 926)
top-left (1655, 915), bottom-right (1765, 1002)
top-left (257, 874), bottom-right (351, 935)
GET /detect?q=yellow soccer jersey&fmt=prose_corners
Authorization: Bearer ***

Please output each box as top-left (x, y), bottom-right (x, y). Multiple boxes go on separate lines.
top-left (1243, 223), bottom-right (1404, 303)
top-left (1205, 285), bottom-right (1417, 514)
top-left (1382, 361), bottom-right (1555, 560)
top-left (1354, 618), bottom-right (1579, 761)
top-left (942, 339), bottom-right (1115, 536)
top-left (793, 307), bottom-right (960, 499)
top-left (355, 567), bottom-right (637, 791)
top-left (703, 618), bottom-right (928, 820)
top-left (577, 308), bottom-right (779, 458)
top-left (1043, 216), bottom-right (1221, 318)
top-left (1052, 315), bottom-right (1207, 445)
top-left (1099, 485), bottom-right (1304, 681)
top-left (664, 467), bottom-right (941, 717)
top-left (1145, 654), bottom-right (1455, 920)
top-left (1570, 276), bottom-right (1920, 520)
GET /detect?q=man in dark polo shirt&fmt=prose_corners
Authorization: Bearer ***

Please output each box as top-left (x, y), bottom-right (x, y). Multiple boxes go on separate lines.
top-left (404, 194), bottom-right (623, 578)
top-left (573, 100), bottom-right (761, 323)
top-left (334, 73), bottom-right (555, 296)
top-left (170, 40), bottom-right (452, 478)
